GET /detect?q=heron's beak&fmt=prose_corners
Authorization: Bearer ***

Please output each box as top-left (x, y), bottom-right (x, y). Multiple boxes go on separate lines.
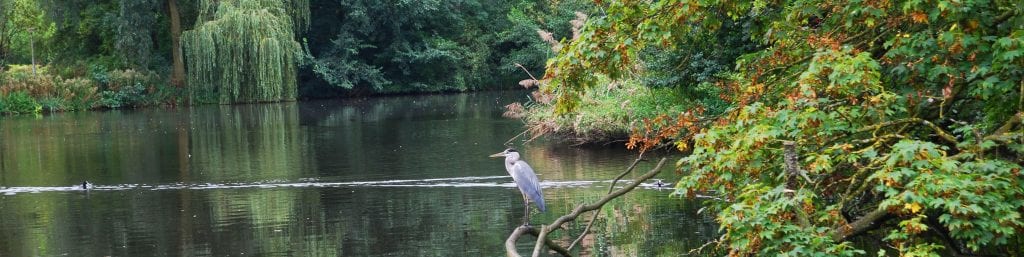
top-left (489, 152), bottom-right (505, 158)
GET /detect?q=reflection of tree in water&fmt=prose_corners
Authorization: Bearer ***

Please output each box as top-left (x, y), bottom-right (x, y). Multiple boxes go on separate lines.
top-left (298, 92), bottom-right (524, 182)
top-left (188, 102), bottom-right (313, 181)
top-left (185, 102), bottom-right (322, 255)
top-left (0, 110), bottom-right (184, 185)
top-left (0, 110), bottom-right (197, 256)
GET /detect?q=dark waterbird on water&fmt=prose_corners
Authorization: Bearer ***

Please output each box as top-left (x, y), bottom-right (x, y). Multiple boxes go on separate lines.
top-left (490, 148), bottom-right (546, 225)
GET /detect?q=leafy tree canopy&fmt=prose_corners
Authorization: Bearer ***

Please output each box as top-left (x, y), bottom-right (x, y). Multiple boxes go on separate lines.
top-left (544, 0), bottom-right (1023, 255)
top-left (302, 0), bottom-right (597, 95)
top-left (182, 0), bottom-right (307, 103)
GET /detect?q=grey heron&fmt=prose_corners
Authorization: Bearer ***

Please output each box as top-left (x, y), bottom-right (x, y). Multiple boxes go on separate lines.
top-left (490, 148), bottom-right (546, 225)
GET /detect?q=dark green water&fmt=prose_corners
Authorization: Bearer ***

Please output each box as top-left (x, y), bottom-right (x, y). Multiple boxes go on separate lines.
top-left (0, 92), bottom-right (717, 256)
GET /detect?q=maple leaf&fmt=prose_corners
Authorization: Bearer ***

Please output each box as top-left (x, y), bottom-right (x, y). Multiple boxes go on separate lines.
top-left (910, 12), bottom-right (928, 23)
top-left (904, 202), bottom-right (923, 214)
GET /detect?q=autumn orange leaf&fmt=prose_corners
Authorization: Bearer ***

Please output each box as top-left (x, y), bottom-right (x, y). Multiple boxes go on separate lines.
top-left (910, 12), bottom-right (928, 23)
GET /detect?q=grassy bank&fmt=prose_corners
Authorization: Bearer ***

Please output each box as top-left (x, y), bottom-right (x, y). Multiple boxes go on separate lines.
top-left (508, 78), bottom-right (726, 145)
top-left (0, 65), bottom-right (180, 115)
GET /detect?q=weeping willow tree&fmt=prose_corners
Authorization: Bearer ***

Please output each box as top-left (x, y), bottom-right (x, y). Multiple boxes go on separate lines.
top-left (182, 0), bottom-right (309, 104)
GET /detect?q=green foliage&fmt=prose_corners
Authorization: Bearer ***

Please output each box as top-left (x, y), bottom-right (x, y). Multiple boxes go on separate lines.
top-left (0, 64), bottom-right (172, 112)
top-left (499, 0), bottom-right (596, 82)
top-left (304, 33), bottom-right (388, 90)
top-left (35, 0), bottom-right (119, 67)
top-left (115, 0), bottom-right (160, 70)
top-left (183, 0), bottom-right (306, 104)
top-left (95, 69), bottom-right (161, 108)
top-left (0, 0), bottom-right (56, 64)
top-left (304, 0), bottom-right (471, 93)
top-left (1, 0), bottom-right (187, 111)
top-left (1, 65), bottom-right (98, 112)
top-left (543, 0), bottom-right (1024, 255)
top-left (515, 0), bottom-right (734, 144)
top-left (0, 90), bottom-right (41, 114)
top-left (872, 140), bottom-right (1024, 251)
top-left (518, 79), bottom-right (690, 142)
top-left (47, 77), bottom-right (97, 111)
top-left (6, 0), bottom-right (569, 101)
top-left (98, 82), bottom-right (146, 108)
top-left (302, 0), bottom-right (594, 95)
top-left (89, 63), bottom-right (110, 86)
top-left (640, 14), bottom-right (760, 89)
top-left (718, 185), bottom-right (864, 256)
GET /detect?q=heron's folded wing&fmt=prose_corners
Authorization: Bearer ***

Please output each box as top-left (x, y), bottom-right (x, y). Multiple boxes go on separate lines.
top-left (511, 161), bottom-right (546, 212)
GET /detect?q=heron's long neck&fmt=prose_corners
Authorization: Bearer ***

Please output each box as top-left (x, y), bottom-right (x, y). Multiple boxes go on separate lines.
top-left (504, 156), bottom-right (516, 176)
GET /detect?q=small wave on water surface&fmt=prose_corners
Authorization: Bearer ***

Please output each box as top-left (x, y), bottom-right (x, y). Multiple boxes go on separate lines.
top-left (0, 176), bottom-right (672, 195)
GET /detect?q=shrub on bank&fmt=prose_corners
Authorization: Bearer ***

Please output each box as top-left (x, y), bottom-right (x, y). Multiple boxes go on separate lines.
top-left (97, 69), bottom-right (162, 108)
top-left (511, 79), bottom-right (692, 144)
top-left (1, 64), bottom-right (175, 115)
top-left (0, 91), bottom-right (42, 114)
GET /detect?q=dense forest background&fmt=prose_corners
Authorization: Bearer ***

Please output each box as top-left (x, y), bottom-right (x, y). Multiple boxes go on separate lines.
top-left (0, 0), bottom-right (594, 111)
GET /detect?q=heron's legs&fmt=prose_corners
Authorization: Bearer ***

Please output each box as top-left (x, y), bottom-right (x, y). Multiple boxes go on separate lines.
top-left (522, 193), bottom-right (531, 226)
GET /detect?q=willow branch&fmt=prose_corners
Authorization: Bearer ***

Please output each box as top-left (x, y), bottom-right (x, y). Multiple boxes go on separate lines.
top-left (528, 158), bottom-right (669, 257)
top-left (505, 225), bottom-right (572, 257)
top-left (568, 153), bottom-right (646, 250)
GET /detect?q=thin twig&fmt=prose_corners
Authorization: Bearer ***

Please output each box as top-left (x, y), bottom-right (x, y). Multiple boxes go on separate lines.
top-left (686, 235), bottom-right (723, 255)
top-left (523, 131), bottom-right (547, 145)
top-left (567, 210), bottom-right (600, 251)
top-left (505, 129), bottom-right (531, 146)
top-left (568, 153), bottom-right (647, 250)
top-left (515, 63), bottom-right (539, 81)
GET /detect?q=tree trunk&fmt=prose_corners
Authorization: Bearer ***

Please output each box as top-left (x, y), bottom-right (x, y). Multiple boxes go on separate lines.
top-left (30, 29), bottom-right (36, 76)
top-left (782, 141), bottom-right (811, 228)
top-left (167, 0), bottom-right (186, 89)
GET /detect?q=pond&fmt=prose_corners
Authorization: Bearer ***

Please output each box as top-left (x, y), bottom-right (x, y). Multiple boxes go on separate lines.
top-left (0, 91), bottom-right (717, 256)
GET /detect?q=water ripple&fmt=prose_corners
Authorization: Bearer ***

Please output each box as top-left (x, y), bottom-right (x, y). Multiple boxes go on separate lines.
top-left (0, 176), bottom-right (673, 195)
